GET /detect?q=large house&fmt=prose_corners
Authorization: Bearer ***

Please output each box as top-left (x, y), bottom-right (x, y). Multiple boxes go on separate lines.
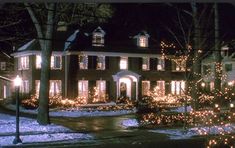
top-left (0, 49), bottom-right (14, 99)
top-left (201, 44), bottom-right (235, 92)
top-left (11, 26), bottom-right (186, 104)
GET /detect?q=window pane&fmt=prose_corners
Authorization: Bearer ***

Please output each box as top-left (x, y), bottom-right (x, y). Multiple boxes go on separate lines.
top-left (157, 58), bottom-right (165, 70)
top-left (97, 56), bottom-right (105, 70)
top-left (78, 80), bottom-right (88, 100)
top-left (139, 36), bottom-right (147, 47)
top-left (157, 81), bottom-right (165, 96)
top-left (95, 80), bottom-right (106, 102)
top-left (0, 62), bottom-right (6, 70)
top-left (79, 55), bottom-right (88, 69)
top-left (36, 55), bottom-right (41, 69)
top-left (142, 58), bottom-right (149, 70)
top-left (142, 81), bottom-right (150, 96)
top-left (120, 57), bottom-right (128, 70)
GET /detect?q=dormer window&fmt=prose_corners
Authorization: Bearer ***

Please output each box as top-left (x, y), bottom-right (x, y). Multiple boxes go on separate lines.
top-left (134, 31), bottom-right (150, 48)
top-left (139, 36), bottom-right (147, 47)
top-left (92, 26), bottom-right (105, 47)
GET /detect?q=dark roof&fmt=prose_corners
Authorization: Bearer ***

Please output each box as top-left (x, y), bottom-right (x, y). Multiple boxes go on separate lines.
top-left (15, 26), bottom-right (178, 55)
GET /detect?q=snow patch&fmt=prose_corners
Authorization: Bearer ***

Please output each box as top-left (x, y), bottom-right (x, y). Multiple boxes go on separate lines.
top-left (170, 106), bottom-right (192, 113)
top-left (150, 124), bottom-right (235, 139)
top-left (120, 119), bottom-right (139, 128)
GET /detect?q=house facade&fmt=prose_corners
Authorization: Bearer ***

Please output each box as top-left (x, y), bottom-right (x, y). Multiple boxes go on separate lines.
top-left (12, 26), bottom-right (186, 103)
top-left (201, 45), bottom-right (235, 92)
top-left (0, 50), bottom-right (14, 99)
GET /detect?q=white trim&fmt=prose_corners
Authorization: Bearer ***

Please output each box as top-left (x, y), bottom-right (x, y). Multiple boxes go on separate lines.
top-left (11, 51), bottom-right (64, 57)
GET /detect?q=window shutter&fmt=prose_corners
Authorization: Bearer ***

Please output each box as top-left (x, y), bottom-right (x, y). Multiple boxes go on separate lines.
top-left (93, 56), bottom-right (97, 69)
top-left (88, 56), bottom-right (93, 69)
top-left (106, 81), bottom-right (110, 98)
top-left (150, 58), bottom-right (155, 70)
top-left (139, 58), bottom-right (143, 70)
top-left (105, 56), bottom-right (109, 69)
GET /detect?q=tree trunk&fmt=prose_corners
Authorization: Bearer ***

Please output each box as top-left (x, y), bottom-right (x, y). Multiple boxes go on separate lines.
top-left (37, 3), bottom-right (56, 125)
top-left (214, 3), bottom-right (222, 106)
top-left (191, 2), bottom-right (200, 110)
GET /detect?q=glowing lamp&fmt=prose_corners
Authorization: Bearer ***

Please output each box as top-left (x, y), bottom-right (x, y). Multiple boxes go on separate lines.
top-left (14, 75), bottom-right (22, 87)
top-left (215, 104), bottom-right (219, 108)
top-left (201, 82), bottom-right (206, 87)
top-left (228, 81), bottom-right (234, 86)
top-left (230, 103), bottom-right (234, 108)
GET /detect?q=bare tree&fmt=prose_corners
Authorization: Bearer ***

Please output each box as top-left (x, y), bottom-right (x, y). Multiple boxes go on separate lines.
top-left (24, 3), bottom-right (113, 125)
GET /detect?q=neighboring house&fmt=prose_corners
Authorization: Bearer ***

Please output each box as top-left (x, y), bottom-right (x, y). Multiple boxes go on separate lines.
top-left (0, 49), bottom-right (14, 99)
top-left (11, 26), bottom-right (186, 104)
top-left (201, 45), bottom-right (235, 91)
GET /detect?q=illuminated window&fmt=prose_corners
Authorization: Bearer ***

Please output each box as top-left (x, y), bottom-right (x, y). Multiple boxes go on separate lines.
top-left (51, 55), bottom-right (62, 69)
top-left (0, 62), bottom-right (6, 70)
top-left (142, 81), bottom-right (150, 96)
top-left (171, 81), bottom-right (185, 95)
top-left (210, 82), bottom-right (214, 91)
top-left (96, 80), bottom-right (106, 102)
top-left (157, 81), bottom-right (165, 96)
top-left (157, 58), bottom-right (165, 71)
top-left (49, 80), bottom-right (62, 96)
top-left (35, 80), bottom-right (40, 95)
top-left (78, 80), bottom-right (88, 99)
top-left (142, 58), bottom-right (150, 70)
top-left (36, 55), bottom-right (41, 69)
top-left (36, 55), bottom-right (62, 69)
top-left (35, 80), bottom-right (61, 96)
top-left (79, 55), bottom-right (88, 69)
top-left (120, 57), bottom-right (128, 70)
top-left (92, 27), bottom-right (105, 47)
top-left (18, 56), bottom-right (29, 70)
top-left (97, 56), bottom-right (105, 70)
top-left (139, 36), bottom-right (148, 47)
top-left (20, 80), bottom-right (29, 93)
top-left (172, 59), bottom-right (186, 72)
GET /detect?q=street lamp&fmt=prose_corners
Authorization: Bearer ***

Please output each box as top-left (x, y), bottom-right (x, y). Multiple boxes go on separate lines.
top-left (13, 75), bottom-right (22, 144)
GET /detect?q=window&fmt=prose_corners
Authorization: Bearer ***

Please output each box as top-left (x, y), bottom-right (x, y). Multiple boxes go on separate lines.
top-left (20, 80), bottom-right (29, 93)
top-left (225, 63), bottom-right (232, 72)
top-left (171, 81), bottom-right (185, 95)
top-left (157, 58), bottom-right (165, 71)
top-left (120, 57), bottom-right (128, 70)
top-left (172, 59), bottom-right (186, 72)
top-left (142, 81), bottom-right (150, 96)
top-left (36, 55), bottom-right (62, 69)
top-left (92, 27), bottom-right (105, 47)
top-left (18, 56), bottom-right (29, 70)
top-left (78, 80), bottom-right (88, 100)
top-left (92, 34), bottom-right (104, 46)
top-left (94, 80), bottom-right (106, 102)
top-left (35, 80), bottom-right (62, 97)
top-left (203, 65), bottom-right (211, 75)
top-left (36, 55), bottom-right (41, 69)
top-left (51, 55), bottom-right (62, 69)
top-left (157, 81), bottom-right (165, 97)
top-left (79, 55), bottom-right (88, 69)
top-left (49, 80), bottom-right (62, 96)
top-left (210, 82), bottom-right (214, 91)
top-left (97, 56), bottom-right (105, 70)
top-left (139, 36), bottom-right (148, 47)
top-left (142, 58), bottom-right (150, 70)
top-left (35, 80), bottom-right (40, 95)
top-left (0, 62), bottom-right (6, 70)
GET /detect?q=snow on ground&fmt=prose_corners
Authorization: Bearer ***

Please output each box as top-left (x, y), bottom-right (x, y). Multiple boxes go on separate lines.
top-left (150, 124), bottom-right (235, 139)
top-left (120, 119), bottom-right (139, 128)
top-left (0, 113), bottom-right (92, 146)
top-left (170, 105), bottom-right (192, 113)
top-left (6, 104), bottom-right (136, 118)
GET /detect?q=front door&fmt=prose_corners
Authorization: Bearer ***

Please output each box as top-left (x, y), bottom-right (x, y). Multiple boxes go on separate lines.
top-left (120, 82), bottom-right (127, 97)
top-left (119, 77), bottom-right (132, 99)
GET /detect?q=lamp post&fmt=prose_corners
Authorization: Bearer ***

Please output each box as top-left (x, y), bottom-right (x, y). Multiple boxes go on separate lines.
top-left (13, 75), bottom-right (22, 144)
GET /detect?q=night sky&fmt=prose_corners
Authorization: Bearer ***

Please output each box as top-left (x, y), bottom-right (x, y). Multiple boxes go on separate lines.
top-left (1, 3), bottom-right (235, 52)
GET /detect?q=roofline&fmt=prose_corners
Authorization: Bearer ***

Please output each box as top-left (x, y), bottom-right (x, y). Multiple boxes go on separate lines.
top-left (11, 51), bottom-right (64, 57)
top-left (65, 51), bottom-right (163, 58)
